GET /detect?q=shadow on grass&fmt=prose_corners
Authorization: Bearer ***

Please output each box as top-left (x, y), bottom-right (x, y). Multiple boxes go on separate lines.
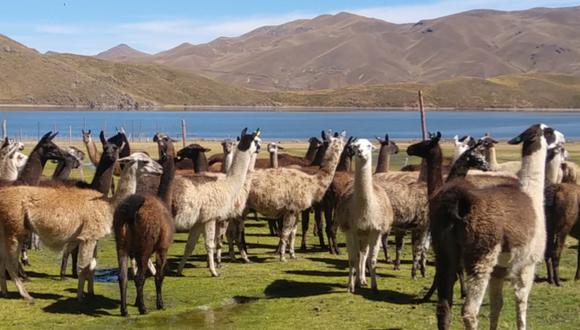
top-left (307, 257), bottom-right (348, 269)
top-left (285, 269), bottom-right (347, 277)
top-left (264, 279), bottom-right (341, 299)
top-left (22, 270), bottom-right (52, 279)
top-left (43, 294), bottom-right (118, 316)
top-left (2, 291), bottom-right (63, 300)
top-left (358, 287), bottom-right (418, 305)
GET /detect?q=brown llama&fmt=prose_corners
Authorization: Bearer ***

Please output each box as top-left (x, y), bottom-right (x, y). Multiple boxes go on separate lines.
top-left (419, 125), bottom-right (558, 330)
top-left (114, 133), bottom-right (175, 316)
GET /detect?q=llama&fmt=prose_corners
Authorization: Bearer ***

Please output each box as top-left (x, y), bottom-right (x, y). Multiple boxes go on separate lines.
top-left (453, 135), bottom-right (476, 162)
top-left (479, 133), bottom-right (522, 175)
top-left (335, 138), bottom-right (393, 293)
top-left (246, 131), bottom-right (345, 261)
top-left (0, 147), bottom-right (162, 301)
top-left (0, 139), bottom-right (25, 181)
top-left (52, 147), bottom-right (85, 181)
top-left (176, 143), bottom-right (211, 173)
top-left (422, 124), bottom-right (558, 330)
top-left (173, 128), bottom-right (260, 277)
top-left (114, 134), bottom-right (175, 316)
top-left (375, 134), bottom-right (399, 173)
top-left (81, 129), bottom-right (101, 168)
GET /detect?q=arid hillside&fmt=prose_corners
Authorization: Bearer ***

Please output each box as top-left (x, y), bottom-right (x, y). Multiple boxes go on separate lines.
top-left (110, 6), bottom-right (580, 90)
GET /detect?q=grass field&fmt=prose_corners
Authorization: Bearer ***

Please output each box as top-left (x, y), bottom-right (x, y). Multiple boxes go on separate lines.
top-left (1, 139), bottom-right (579, 329)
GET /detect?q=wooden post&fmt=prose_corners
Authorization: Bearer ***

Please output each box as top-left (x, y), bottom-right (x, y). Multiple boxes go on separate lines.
top-left (181, 119), bottom-right (187, 147)
top-left (37, 121), bottom-right (40, 140)
top-left (418, 90), bottom-right (427, 140)
top-left (1, 119), bottom-right (6, 139)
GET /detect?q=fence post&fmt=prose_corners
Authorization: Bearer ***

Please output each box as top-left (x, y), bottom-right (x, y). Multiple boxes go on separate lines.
top-left (418, 90), bottom-right (427, 140)
top-left (181, 119), bottom-right (187, 147)
top-left (2, 119), bottom-right (6, 139)
top-left (69, 125), bottom-right (72, 144)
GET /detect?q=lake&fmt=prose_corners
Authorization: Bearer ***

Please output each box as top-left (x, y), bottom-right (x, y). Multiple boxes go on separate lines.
top-left (1, 110), bottom-right (579, 141)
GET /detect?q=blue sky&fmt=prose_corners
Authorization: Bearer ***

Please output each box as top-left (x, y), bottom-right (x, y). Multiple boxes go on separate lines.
top-left (2, 0), bottom-right (579, 55)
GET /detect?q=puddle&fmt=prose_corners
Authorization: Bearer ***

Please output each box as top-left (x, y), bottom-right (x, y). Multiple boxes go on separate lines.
top-left (128, 295), bottom-right (262, 328)
top-left (94, 268), bottom-right (119, 283)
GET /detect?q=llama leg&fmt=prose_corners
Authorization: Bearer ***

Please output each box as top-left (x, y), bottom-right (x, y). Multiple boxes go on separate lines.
top-left (5, 239), bottom-right (32, 301)
top-left (462, 272), bottom-right (492, 330)
top-left (512, 264), bottom-right (535, 330)
top-left (236, 218), bottom-right (250, 263)
top-left (0, 247), bottom-right (7, 297)
top-left (279, 213), bottom-right (295, 262)
top-left (300, 210), bottom-right (309, 251)
top-left (489, 275), bottom-right (505, 330)
top-left (71, 246), bottom-right (79, 278)
top-left (394, 230), bottom-right (404, 270)
top-left (215, 221), bottom-right (226, 268)
top-left (381, 231), bottom-right (390, 263)
top-left (76, 240), bottom-right (97, 301)
top-left (552, 233), bottom-right (567, 286)
top-left (314, 205), bottom-right (325, 248)
top-left (155, 250), bottom-right (168, 310)
top-left (289, 220), bottom-right (298, 259)
top-left (575, 242), bottom-right (580, 281)
top-left (177, 226), bottom-right (202, 276)
top-left (60, 242), bottom-right (77, 280)
top-left (368, 232), bottom-right (381, 293)
top-left (324, 205), bottom-right (338, 254)
top-left (267, 219), bottom-right (276, 236)
top-left (20, 234), bottom-right (30, 266)
top-left (117, 250), bottom-right (129, 316)
top-left (134, 255), bottom-right (148, 315)
top-left (346, 232), bottom-right (358, 293)
top-left (226, 221), bottom-right (237, 261)
top-left (411, 230), bottom-right (420, 279)
top-left (204, 220), bottom-right (219, 277)
top-left (358, 238), bottom-right (370, 287)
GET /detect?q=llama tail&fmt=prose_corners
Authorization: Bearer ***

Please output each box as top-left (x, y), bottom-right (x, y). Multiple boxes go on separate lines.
top-left (430, 188), bottom-right (468, 330)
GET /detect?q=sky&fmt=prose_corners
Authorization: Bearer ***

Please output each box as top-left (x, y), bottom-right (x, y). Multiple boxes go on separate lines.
top-left (1, 0), bottom-right (579, 55)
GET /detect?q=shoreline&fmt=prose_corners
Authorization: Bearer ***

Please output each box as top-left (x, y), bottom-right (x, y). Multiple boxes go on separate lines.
top-left (0, 104), bottom-right (579, 112)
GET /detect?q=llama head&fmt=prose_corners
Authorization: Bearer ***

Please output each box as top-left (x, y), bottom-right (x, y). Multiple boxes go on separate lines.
top-left (63, 146), bottom-right (85, 169)
top-left (351, 138), bottom-right (376, 161)
top-left (31, 131), bottom-right (68, 163)
top-left (406, 131), bottom-right (441, 159)
top-left (155, 133), bottom-right (177, 163)
top-left (478, 133), bottom-right (498, 150)
top-left (267, 142), bottom-right (283, 154)
top-left (308, 137), bottom-right (323, 150)
top-left (376, 134), bottom-right (399, 154)
top-left (176, 143), bottom-right (210, 161)
top-left (118, 152), bottom-right (163, 176)
top-left (237, 128), bottom-right (260, 153)
top-left (323, 130), bottom-right (347, 159)
top-left (222, 139), bottom-right (237, 154)
top-left (107, 131), bottom-right (130, 158)
top-left (508, 124), bottom-right (557, 154)
top-left (81, 129), bottom-right (92, 144)
top-left (457, 141), bottom-right (491, 172)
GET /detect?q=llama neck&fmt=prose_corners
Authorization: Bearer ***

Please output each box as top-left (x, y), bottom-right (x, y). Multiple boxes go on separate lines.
top-left (111, 165), bottom-right (138, 208)
top-left (336, 149), bottom-right (351, 172)
top-left (193, 153), bottom-right (209, 173)
top-left (226, 147), bottom-right (252, 191)
top-left (545, 152), bottom-right (562, 184)
top-left (158, 157), bottom-right (176, 207)
top-left (223, 151), bottom-right (234, 173)
top-left (304, 143), bottom-right (318, 163)
top-left (486, 146), bottom-right (499, 169)
top-left (375, 146), bottom-right (390, 173)
top-left (311, 144), bottom-right (327, 166)
top-left (1, 154), bottom-right (20, 181)
top-left (446, 158), bottom-right (469, 182)
top-left (90, 158), bottom-right (115, 195)
top-left (84, 139), bottom-right (100, 166)
top-left (354, 156), bottom-right (374, 205)
top-left (52, 160), bottom-right (74, 181)
top-left (314, 142), bottom-right (342, 194)
top-left (269, 151), bottom-right (278, 168)
top-left (426, 145), bottom-right (444, 196)
top-left (18, 151), bottom-right (44, 185)
top-left (452, 146), bottom-right (463, 162)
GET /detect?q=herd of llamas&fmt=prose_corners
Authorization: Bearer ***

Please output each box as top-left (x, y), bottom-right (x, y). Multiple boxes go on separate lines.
top-left (0, 123), bottom-right (578, 329)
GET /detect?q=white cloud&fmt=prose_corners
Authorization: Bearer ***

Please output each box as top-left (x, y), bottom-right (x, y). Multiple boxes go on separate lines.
top-left (350, 0), bottom-right (580, 24)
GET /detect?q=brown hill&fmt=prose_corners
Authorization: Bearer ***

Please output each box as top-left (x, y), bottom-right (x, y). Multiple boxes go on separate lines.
top-left (123, 7), bottom-right (580, 90)
top-left (95, 44), bottom-right (150, 61)
top-left (0, 34), bottom-right (270, 107)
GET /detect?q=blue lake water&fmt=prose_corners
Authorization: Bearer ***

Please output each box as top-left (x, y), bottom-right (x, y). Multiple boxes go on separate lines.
top-left (1, 110), bottom-right (579, 141)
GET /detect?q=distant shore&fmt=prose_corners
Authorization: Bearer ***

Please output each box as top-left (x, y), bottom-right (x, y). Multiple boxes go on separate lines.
top-left (0, 104), bottom-right (579, 112)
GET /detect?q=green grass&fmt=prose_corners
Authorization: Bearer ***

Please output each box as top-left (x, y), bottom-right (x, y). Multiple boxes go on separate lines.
top-left (2, 140), bottom-right (580, 329)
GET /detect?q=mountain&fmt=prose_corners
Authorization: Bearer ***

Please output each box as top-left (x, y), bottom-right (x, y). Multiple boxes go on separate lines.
top-left (0, 34), bottom-right (270, 107)
top-left (122, 6), bottom-right (580, 90)
top-left (95, 43), bottom-right (150, 60)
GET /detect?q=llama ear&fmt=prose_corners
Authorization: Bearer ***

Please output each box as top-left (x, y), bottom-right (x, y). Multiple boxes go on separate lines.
top-left (88, 129), bottom-right (91, 135)
top-left (375, 136), bottom-right (383, 143)
top-left (49, 131), bottom-right (59, 140)
top-left (371, 144), bottom-right (378, 151)
top-left (81, 129), bottom-right (86, 135)
top-left (454, 135), bottom-right (459, 142)
top-left (240, 127), bottom-right (248, 137)
top-left (255, 128), bottom-right (261, 137)
top-left (385, 134), bottom-right (389, 143)
top-left (339, 130), bottom-right (346, 138)
top-left (40, 131), bottom-right (53, 142)
top-left (508, 135), bottom-right (523, 144)
top-left (99, 131), bottom-right (107, 145)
